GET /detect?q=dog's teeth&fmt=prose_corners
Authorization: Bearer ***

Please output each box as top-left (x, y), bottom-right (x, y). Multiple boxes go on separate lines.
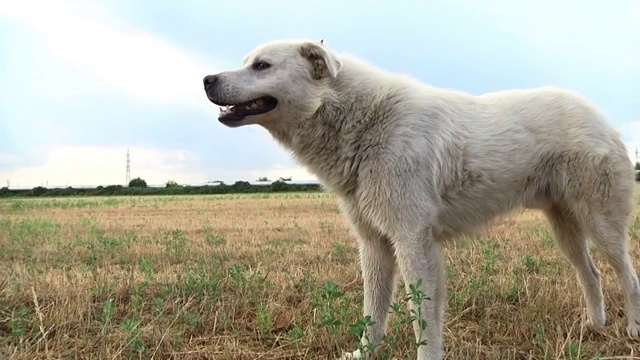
top-left (219, 106), bottom-right (234, 115)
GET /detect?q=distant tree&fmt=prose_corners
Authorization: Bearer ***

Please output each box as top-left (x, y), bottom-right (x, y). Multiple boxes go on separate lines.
top-left (0, 186), bottom-right (11, 197)
top-left (257, 176), bottom-right (269, 182)
top-left (278, 176), bottom-right (292, 182)
top-left (129, 177), bottom-right (147, 188)
top-left (271, 180), bottom-right (288, 192)
top-left (165, 180), bottom-right (180, 188)
top-left (31, 186), bottom-right (47, 196)
top-left (636, 171), bottom-right (640, 182)
top-left (635, 162), bottom-right (640, 171)
top-left (231, 180), bottom-right (252, 192)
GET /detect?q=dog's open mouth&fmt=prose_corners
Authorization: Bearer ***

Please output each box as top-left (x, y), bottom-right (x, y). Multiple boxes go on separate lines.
top-left (218, 96), bottom-right (278, 122)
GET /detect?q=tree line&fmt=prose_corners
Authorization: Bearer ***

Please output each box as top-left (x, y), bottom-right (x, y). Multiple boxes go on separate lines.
top-left (2, 163), bottom-right (639, 199)
top-left (0, 177), bottom-right (323, 198)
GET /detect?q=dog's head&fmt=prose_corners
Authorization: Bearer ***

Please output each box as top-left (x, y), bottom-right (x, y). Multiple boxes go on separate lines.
top-left (203, 39), bottom-right (343, 128)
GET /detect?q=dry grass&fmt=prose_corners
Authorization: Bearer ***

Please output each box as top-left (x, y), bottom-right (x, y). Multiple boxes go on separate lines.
top-left (1, 188), bottom-right (639, 360)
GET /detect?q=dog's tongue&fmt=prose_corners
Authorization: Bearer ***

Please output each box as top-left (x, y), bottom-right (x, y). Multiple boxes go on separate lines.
top-left (244, 98), bottom-right (264, 110)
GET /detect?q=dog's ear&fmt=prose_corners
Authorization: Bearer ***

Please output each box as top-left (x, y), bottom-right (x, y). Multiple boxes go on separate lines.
top-left (299, 40), bottom-right (343, 80)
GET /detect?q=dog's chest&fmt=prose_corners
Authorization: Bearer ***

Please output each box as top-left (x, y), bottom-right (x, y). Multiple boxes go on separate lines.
top-left (290, 138), bottom-right (363, 197)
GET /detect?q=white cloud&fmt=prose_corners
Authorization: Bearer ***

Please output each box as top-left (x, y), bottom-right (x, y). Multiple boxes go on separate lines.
top-left (623, 121), bottom-right (640, 139)
top-left (622, 121), bottom-right (640, 164)
top-left (0, 146), bottom-right (318, 189)
top-left (627, 142), bottom-right (640, 164)
top-left (0, 152), bottom-right (20, 167)
top-left (0, 146), bottom-right (209, 188)
top-left (0, 0), bottom-right (219, 111)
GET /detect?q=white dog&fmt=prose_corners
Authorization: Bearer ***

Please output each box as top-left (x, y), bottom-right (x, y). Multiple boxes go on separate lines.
top-left (202, 39), bottom-right (640, 359)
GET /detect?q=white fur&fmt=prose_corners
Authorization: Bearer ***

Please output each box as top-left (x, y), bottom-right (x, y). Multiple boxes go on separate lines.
top-left (203, 39), bottom-right (640, 360)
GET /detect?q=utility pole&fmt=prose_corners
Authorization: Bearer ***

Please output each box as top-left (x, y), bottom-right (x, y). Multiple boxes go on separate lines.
top-left (126, 148), bottom-right (131, 185)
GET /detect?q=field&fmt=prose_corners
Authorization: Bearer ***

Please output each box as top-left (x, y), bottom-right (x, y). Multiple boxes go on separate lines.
top-left (1, 188), bottom-right (639, 360)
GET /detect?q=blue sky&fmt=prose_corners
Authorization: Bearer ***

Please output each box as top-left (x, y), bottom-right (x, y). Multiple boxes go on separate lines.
top-left (0, 0), bottom-right (639, 188)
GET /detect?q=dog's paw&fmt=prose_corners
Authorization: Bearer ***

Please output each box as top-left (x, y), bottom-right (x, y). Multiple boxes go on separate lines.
top-left (627, 320), bottom-right (640, 338)
top-left (585, 318), bottom-right (605, 332)
top-left (338, 349), bottom-right (363, 360)
top-left (585, 310), bottom-right (606, 332)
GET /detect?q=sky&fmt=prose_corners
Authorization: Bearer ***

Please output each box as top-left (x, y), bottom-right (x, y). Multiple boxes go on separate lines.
top-left (0, 0), bottom-right (639, 188)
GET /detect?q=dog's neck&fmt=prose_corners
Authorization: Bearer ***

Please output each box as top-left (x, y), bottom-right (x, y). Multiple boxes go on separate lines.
top-left (260, 120), bottom-right (297, 148)
top-left (259, 90), bottom-right (380, 196)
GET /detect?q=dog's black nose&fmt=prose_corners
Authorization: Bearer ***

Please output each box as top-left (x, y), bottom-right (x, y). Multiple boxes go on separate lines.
top-left (203, 75), bottom-right (218, 88)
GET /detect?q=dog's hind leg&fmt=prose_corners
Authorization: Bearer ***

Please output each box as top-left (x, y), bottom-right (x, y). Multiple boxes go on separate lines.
top-left (544, 204), bottom-right (606, 329)
top-left (584, 212), bottom-right (640, 338)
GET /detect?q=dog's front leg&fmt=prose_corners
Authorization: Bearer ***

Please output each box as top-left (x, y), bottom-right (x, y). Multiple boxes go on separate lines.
top-left (359, 236), bottom-right (398, 354)
top-left (393, 231), bottom-right (445, 360)
top-left (339, 235), bottom-right (397, 360)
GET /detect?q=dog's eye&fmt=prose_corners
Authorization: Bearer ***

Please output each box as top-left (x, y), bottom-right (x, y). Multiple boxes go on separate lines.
top-left (253, 61), bottom-right (271, 71)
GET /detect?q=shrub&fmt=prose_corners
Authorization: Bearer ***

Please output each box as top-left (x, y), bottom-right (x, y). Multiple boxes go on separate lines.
top-left (129, 177), bottom-right (147, 188)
